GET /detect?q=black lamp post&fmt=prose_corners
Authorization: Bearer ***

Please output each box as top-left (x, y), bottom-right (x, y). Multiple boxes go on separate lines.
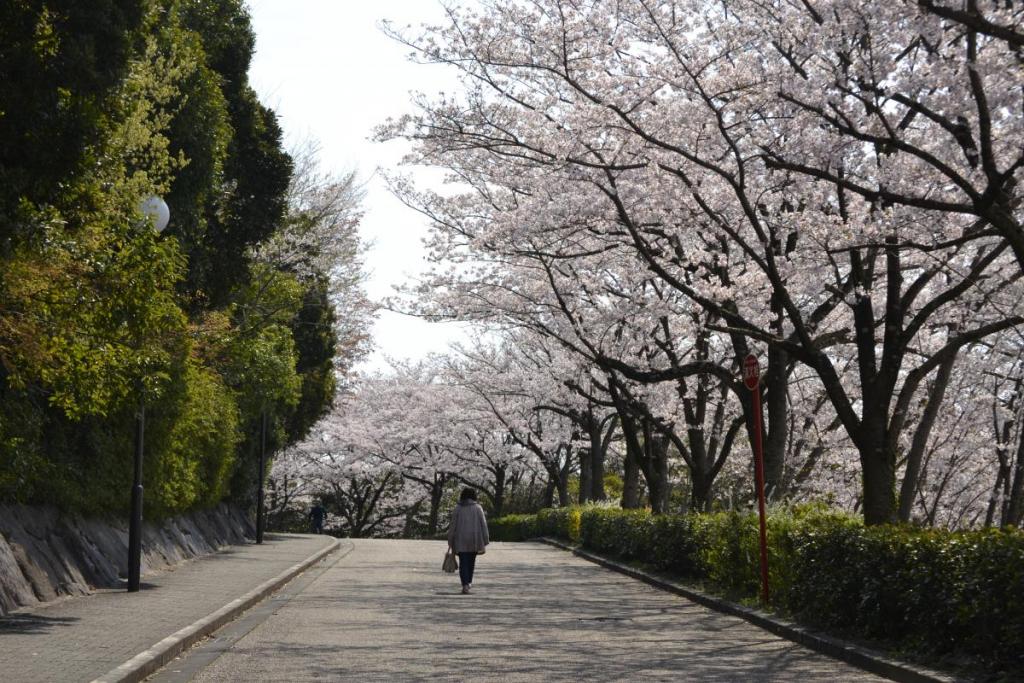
top-left (127, 196), bottom-right (170, 593)
top-left (256, 410), bottom-right (267, 544)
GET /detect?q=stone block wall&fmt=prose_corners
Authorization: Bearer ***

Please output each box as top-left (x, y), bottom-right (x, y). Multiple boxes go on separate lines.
top-left (0, 504), bottom-right (254, 615)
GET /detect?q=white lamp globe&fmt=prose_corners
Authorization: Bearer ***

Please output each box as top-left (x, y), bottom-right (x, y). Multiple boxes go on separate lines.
top-left (139, 196), bottom-right (170, 233)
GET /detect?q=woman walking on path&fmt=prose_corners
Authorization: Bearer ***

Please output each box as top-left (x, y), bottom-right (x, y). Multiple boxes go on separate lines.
top-left (447, 488), bottom-right (489, 594)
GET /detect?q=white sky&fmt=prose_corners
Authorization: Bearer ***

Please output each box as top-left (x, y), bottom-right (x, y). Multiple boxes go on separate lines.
top-left (247, 0), bottom-right (468, 370)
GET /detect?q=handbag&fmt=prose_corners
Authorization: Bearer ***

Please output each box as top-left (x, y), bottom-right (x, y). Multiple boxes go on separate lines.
top-left (442, 549), bottom-right (458, 573)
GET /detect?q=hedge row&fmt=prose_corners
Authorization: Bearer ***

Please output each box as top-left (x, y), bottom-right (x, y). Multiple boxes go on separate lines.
top-left (489, 505), bottom-right (1024, 675)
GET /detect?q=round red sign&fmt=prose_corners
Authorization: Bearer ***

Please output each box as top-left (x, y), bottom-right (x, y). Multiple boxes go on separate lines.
top-left (743, 354), bottom-right (760, 390)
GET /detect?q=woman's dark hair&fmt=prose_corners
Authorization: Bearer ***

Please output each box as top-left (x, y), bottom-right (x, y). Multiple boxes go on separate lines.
top-left (460, 487), bottom-right (477, 502)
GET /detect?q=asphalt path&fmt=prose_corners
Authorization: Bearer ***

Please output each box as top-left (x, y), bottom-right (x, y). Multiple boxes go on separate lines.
top-left (156, 539), bottom-right (887, 682)
top-left (0, 533), bottom-right (334, 683)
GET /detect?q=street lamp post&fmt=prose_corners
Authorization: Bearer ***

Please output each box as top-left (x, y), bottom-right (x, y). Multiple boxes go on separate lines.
top-left (128, 196), bottom-right (170, 593)
top-left (256, 410), bottom-right (267, 544)
top-left (127, 401), bottom-right (146, 592)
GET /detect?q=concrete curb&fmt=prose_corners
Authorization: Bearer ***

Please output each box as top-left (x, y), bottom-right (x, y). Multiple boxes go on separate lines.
top-left (91, 535), bottom-right (344, 683)
top-left (537, 537), bottom-right (967, 683)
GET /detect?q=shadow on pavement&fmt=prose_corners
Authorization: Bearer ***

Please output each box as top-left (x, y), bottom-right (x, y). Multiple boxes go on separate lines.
top-left (214, 542), bottom-right (873, 682)
top-left (0, 613), bottom-right (80, 634)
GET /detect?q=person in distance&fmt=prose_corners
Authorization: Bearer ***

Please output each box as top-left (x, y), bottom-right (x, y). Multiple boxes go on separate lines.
top-left (447, 488), bottom-right (489, 594)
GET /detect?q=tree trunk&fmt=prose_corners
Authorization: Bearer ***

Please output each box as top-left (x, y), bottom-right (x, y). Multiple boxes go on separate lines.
top-left (427, 476), bottom-right (444, 536)
top-left (578, 446), bottom-right (593, 505)
top-left (638, 428), bottom-right (671, 511)
top-left (764, 343), bottom-right (789, 499)
top-left (403, 499), bottom-right (423, 538)
top-left (542, 477), bottom-right (555, 508)
top-left (985, 466), bottom-right (1007, 528)
top-left (860, 417), bottom-right (898, 525)
top-left (583, 411), bottom-right (611, 502)
top-left (492, 466), bottom-right (507, 518)
top-left (610, 385), bottom-right (646, 509)
top-left (557, 479), bottom-right (570, 507)
top-left (590, 443), bottom-right (606, 502)
top-left (645, 432), bottom-right (671, 514)
top-left (1003, 433), bottom-right (1024, 527)
top-left (524, 471), bottom-right (539, 510)
top-left (691, 466), bottom-right (713, 513)
top-left (590, 416), bottom-right (613, 501)
top-left (898, 355), bottom-right (955, 522)
top-left (621, 445), bottom-right (641, 509)
top-left (557, 454), bottom-right (572, 507)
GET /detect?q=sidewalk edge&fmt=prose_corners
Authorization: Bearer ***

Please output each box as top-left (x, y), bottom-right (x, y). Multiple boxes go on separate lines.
top-left (536, 537), bottom-right (966, 683)
top-left (91, 536), bottom-right (343, 683)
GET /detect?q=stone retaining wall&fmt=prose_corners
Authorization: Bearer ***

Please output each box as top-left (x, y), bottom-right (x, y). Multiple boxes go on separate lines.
top-left (0, 503), bottom-right (254, 615)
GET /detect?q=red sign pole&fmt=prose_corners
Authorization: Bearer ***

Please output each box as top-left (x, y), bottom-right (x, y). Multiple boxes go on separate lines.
top-left (744, 354), bottom-right (770, 605)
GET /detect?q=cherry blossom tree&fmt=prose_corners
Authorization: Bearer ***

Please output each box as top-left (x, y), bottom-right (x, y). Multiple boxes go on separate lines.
top-left (746, 0), bottom-right (1024, 268)
top-left (270, 388), bottom-right (417, 538)
top-left (378, 0), bottom-right (1024, 526)
top-left (443, 340), bottom-right (581, 507)
top-left (432, 388), bottom-right (535, 516)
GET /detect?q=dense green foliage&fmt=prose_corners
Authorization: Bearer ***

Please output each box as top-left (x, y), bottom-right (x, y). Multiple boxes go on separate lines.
top-left (488, 514), bottom-right (540, 542)
top-left (0, 1), bottom-right (355, 518)
top-left (536, 507), bottom-right (581, 542)
top-left (490, 506), bottom-right (1024, 675)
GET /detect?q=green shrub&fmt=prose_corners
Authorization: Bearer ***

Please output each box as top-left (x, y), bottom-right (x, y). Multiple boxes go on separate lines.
top-left (779, 519), bottom-right (1024, 673)
top-left (537, 507), bottom-right (581, 542)
top-left (774, 511), bottom-right (871, 627)
top-left (580, 507), bottom-right (652, 559)
top-left (699, 510), bottom-right (762, 596)
top-left (497, 504), bottom-right (1023, 675)
top-left (489, 514), bottom-right (539, 541)
top-left (957, 528), bottom-right (1024, 672)
top-left (649, 513), bottom-right (709, 576)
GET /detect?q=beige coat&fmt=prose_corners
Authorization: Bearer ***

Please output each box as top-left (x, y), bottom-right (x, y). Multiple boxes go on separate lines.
top-left (447, 501), bottom-right (489, 553)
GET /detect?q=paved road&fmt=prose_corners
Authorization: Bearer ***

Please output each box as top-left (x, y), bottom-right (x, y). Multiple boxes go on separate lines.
top-left (173, 539), bottom-right (886, 682)
top-left (0, 533), bottom-right (334, 683)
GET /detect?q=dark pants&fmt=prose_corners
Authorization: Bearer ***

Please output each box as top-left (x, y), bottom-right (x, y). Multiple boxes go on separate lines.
top-left (458, 552), bottom-right (477, 586)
